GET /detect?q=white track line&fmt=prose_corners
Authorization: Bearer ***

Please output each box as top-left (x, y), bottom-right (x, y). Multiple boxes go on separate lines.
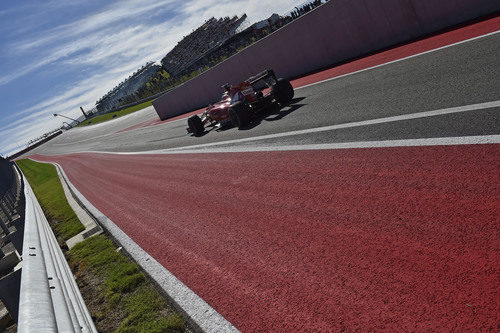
top-left (86, 100), bottom-right (499, 155)
top-left (147, 135), bottom-right (500, 154)
top-left (52, 132), bottom-right (115, 146)
top-left (295, 30), bottom-right (500, 90)
top-left (35, 160), bottom-right (239, 333)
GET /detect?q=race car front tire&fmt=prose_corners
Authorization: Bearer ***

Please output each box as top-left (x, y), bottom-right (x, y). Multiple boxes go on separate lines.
top-left (273, 78), bottom-right (294, 105)
top-left (188, 115), bottom-right (204, 136)
top-left (229, 102), bottom-right (251, 129)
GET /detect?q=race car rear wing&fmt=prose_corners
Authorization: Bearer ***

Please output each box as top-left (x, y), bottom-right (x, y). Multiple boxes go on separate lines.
top-left (247, 69), bottom-right (277, 86)
top-left (220, 69), bottom-right (279, 92)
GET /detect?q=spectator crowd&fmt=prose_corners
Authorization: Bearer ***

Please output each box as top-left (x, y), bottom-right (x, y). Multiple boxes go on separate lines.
top-left (161, 16), bottom-right (246, 76)
top-left (290, 0), bottom-right (326, 19)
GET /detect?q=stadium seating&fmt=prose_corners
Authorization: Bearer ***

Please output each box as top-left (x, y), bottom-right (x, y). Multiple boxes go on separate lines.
top-left (161, 16), bottom-right (246, 76)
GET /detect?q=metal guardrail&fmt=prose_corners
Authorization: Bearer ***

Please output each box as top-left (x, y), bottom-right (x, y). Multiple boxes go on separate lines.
top-left (18, 174), bottom-right (97, 333)
top-left (0, 161), bottom-right (23, 325)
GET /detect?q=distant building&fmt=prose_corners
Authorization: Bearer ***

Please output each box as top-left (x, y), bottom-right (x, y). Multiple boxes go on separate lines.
top-left (96, 62), bottom-right (161, 113)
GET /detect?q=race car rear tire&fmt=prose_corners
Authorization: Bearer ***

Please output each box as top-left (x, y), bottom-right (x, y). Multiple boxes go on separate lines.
top-left (273, 78), bottom-right (294, 105)
top-left (188, 115), bottom-right (204, 136)
top-left (229, 102), bottom-right (251, 129)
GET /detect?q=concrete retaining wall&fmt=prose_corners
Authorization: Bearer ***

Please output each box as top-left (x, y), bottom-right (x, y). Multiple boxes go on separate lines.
top-left (0, 159), bottom-right (14, 199)
top-left (153, 0), bottom-right (499, 120)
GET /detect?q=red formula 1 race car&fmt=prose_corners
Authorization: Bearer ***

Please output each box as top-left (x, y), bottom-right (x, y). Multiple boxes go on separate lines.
top-left (187, 69), bottom-right (294, 136)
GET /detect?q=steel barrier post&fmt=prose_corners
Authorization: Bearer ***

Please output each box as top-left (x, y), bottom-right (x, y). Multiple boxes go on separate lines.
top-left (1, 199), bottom-right (14, 218)
top-left (5, 191), bottom-right (16, 210)
top-left (0, 214), bottom-right (10, 236)
top-left (8, 188), bottom-right (17, 205)
top-left (0, 204), bottom-right (12, 225)
top-left (0, 202), bottom-right (12, 224)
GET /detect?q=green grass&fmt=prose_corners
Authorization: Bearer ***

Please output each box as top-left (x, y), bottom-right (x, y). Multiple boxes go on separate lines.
top-left (77, 100), bottom-right (154, 127)
top-left (16, 159), bottom-right (84, 240)
top-left (70, 235), bottom-right (185, 333)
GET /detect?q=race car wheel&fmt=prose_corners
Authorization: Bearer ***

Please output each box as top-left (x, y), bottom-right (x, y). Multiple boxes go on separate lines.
top-left (229, 102), bottom-right (251, 129)
top-left (188, 115), bottom-right (204, 136)
top-left (273, 78), bottom-right (294, 105)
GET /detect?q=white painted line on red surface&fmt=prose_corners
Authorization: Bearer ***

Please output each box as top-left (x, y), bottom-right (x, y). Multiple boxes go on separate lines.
top-left (88, 100), bottom-right (499, 155)
top-left (36, 160), bottom-right (240, 333)
top-left (295, 30), bottom-right (500, 90)
top-left (152, 135), bottom-right (500, 154)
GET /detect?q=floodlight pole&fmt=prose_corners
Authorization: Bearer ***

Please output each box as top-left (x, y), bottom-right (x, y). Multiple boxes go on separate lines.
top-left (53, 113), bottom-right (77, 122)
top-left (80, 107), bottom-right (88, 118)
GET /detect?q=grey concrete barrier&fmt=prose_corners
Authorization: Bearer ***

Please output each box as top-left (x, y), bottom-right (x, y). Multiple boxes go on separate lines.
top-left (0, 159), bottom-right (14, 199)
top-left (153, 0), bottom-right (499, 120)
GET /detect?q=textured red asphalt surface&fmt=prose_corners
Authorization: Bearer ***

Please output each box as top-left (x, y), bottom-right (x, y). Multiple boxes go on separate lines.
top-left (31, 144), bottom-right (500, 331)
top-left (116, 16), bottom-right (500, 134)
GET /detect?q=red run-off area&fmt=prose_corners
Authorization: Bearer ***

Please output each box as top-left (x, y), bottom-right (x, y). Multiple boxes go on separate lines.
top-left (117, 16), bottom-right (500, 133)
top-left (32, 144), bottom-right (500, 331)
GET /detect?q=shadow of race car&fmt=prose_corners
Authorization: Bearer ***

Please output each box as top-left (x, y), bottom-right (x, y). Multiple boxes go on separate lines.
top-left (187, 69), bottom-right (294, 136)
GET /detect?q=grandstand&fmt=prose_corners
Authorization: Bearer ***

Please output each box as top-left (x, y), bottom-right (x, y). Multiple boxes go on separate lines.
top-left (161, 15), bottom-right (247, 76)
top-left (96, 62), bottom-right (161, 113)
top-left (92, 5), bottom-right (327, 115)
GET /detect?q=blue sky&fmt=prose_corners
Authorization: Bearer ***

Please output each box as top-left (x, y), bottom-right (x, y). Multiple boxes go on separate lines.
top-left (0, 0), bottom-right (303, 156)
